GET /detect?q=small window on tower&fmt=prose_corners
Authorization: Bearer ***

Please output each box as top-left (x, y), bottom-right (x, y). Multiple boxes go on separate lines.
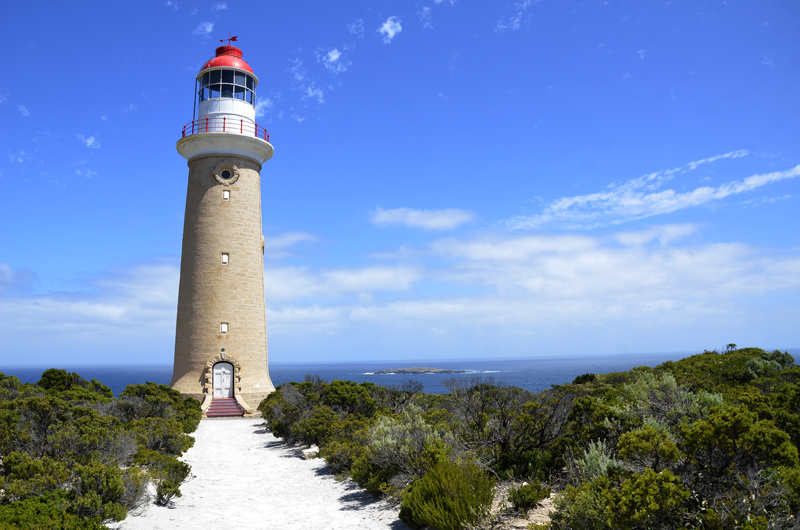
top-left (223, 190), bottom-right (230, 200)
top-left (220, 323), bottom-right (228, 333)
top-left (246, 76), bottom-right (254, 90)
top-left (222, 70), bottom-right (234, 84)
top-left (210, 70), bottom-right (221, 84)
top-left (221, 253), bottom-right (229, 264)
top-left (220, 169), bottom-right (232, 180)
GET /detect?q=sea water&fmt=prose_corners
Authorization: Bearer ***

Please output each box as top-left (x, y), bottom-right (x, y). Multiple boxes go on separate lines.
top-left (0, 352), bottom-right (703, 396)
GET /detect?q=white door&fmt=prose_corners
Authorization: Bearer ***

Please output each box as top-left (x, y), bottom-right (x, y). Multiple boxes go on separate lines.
top-left (213, 362), bottom-right (233, 398)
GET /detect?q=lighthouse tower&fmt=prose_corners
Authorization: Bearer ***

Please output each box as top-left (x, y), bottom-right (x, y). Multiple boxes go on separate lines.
top-left (171, 42), bottom-right (275, 416)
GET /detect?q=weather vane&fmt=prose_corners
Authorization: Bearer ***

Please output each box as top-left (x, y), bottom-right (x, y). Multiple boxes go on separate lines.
top-left (220, 32), bottom-right (238, 46)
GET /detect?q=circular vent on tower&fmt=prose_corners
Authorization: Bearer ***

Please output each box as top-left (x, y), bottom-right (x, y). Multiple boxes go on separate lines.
top-left (213, 162), bottom-right (240, 185)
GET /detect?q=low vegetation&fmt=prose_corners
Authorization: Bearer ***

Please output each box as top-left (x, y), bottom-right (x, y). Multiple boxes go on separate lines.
top-left (0, 369), bottom-right (200, 529)
top-left (259, 346), bottom-right (800, 529)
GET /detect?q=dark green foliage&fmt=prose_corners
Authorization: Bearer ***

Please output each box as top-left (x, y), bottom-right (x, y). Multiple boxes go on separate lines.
top-left (260, 347), bottom-right (800, 528)
top-left (134, 449), bottom-right (192, 506)
top-left (293, 405), bottom-right (341, 445)
top-left (0, 370), bottom-right (197, 527)
top-left (603, 469), bottom-right (689, 530)
top-left (572, 373), bottom-right (597, 385)
top-left (399, 458), bottom-right (495, 530)
top-left (0, 491), bottom-right (106, 530)
top-left (118, 382), bottom-right (202, 433)
top-left (657, 347), bottom-right (795, 391)
top-left (38, 368), bottom-right (113, 401)
top-left (507, 481), bottom-right (551, 511)
top-left (322, 379), bottom-right (376, 416)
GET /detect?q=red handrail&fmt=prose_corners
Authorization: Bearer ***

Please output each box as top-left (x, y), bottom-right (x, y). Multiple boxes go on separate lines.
top-left (181, 118), bottom-right (269, 142)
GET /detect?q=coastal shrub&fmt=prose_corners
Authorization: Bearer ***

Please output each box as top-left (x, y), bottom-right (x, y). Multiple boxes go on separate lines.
top-left (604, 469), bottom-right (689, 530)
top-left (508, 481), bottom-right (551, 511)
top-left (38, 368), bottom-right (113, 400)
top-left (119, 382), bottom-right (201, 433)
top-left (572, 373), bottom-right (597, 385)
top-left (294, 405), bottom-right (341, 445)
top-left (134, 448), bottom-right (192, 506)
top-left (399, 458), bottom-right (495, 530)
top-left (617, 426), bottom-right (680, 473)
top-left (352, 404), bottom-right (450, 497)
top-left (573, 440), bottom-right (622, 482)
top-left (550, 478), bottom-right (611, 530)
top-left (321, 438), bottom-right (367, 475)
top-left (322, 379), bottom-right (376, 416)
top-left (0, 491), bottom-right (105, 530)
top-left (126, 417), bottom-right (195, 456)
top-left (0, 451), bottom-right (147, 523)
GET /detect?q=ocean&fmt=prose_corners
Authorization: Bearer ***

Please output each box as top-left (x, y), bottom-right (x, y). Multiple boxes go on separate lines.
top-left (0, 352), bottom-right (706, 397)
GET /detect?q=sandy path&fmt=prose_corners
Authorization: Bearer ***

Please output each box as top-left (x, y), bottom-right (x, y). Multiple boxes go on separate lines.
top-left (113, 418), bottom-right (408, 530)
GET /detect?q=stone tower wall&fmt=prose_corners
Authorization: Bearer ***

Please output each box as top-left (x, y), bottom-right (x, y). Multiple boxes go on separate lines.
top-left (170, 154), bottom-right (275, 408)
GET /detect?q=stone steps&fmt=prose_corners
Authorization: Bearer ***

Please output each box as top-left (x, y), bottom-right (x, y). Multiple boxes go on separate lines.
top-left (206, 397), bottom-right (244, 417)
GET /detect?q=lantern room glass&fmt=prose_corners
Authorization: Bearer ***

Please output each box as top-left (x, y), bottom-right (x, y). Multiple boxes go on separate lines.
top-left (198, 69), bottom-right (256, 106)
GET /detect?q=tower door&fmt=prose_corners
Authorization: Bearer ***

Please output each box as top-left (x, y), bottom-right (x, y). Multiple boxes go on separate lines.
top-left (213, 362), bottom-right (234, 398)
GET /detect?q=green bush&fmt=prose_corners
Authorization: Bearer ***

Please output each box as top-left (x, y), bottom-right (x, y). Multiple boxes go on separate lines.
top-left (508, 481), bottom-right (551, 511)
top-left (550, 478), bottom-right (612, 530)
top-left (572, 373), bottom-right (597, 385)
top-left (133, 449), bottom-right (192, 506)
top-left (399, 458), bottom-right (495, 530)
top-left (0, 491), bottom-right (105, 530)
top-left (603, 469), bottom-right (689, 530)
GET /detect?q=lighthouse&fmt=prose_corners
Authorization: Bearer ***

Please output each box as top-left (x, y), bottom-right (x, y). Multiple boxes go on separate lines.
top-left (171, 41), bottom-right (275, 417)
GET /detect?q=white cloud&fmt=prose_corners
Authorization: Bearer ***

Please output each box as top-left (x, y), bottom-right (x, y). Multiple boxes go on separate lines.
top-left (17, 105), bottom-right (29, 117)
top-left (496, 13), bottom-right (524, 33)
top-left (123, 103), bottom-right (137, 113)
top-left (213, 2), bottom-right (226, 10)
top-left (263, 231), bottom-right (318, 259)
top-left (193, 21), bottom-right (214, 36)
top-left (418, 7), bottom-right (433, 28)
top-left (165, 0), bottom-right (177, 10)
top-left (304, 85), bottom-right (324, 104)
top-left (4, 224), bottom-right (800, 363)
top-left (289, 57), bottom-right (306, 83)
top-left (264, 265), bottom-right (421, 301)
top-left (77, 134), bottom-right (100, 149)
top-left (75, 168), bottom-right (98, 178)
top-left (508, 151), bottom-right (800, 229)
top-left (379, 16), bottom-right (402, 44)
top-left (372, 207), bottom-right (475, 230)
top-left (638, 49), bottom-right (647, 59)
top-left (614, 224), bottom-right (697, 246)
top-left (255, 97), bottom-right (273, 118)
top-left (318, 47), bottom-right (349, 74)
top-left (762, 56), bottom-right (774, 67)
top-left (0, 90), bottom-right (8, 104)
top-left (261, 230), bottom-right (800, 357)
top-left (348, 19), bottom-right (364, 37)
top-left (0, 262), bottom-right (180, 364)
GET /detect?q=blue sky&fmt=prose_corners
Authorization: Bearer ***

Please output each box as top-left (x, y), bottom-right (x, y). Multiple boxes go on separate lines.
top-left (1, 0), bottom-right (799, 366)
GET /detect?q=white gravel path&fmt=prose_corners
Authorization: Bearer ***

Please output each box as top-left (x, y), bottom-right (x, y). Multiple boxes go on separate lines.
top-left (113, 418), bottom-right (409, 530)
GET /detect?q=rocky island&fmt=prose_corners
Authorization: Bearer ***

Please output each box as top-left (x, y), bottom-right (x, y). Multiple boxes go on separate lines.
top-left (372, 367), bottom-right (472, 375)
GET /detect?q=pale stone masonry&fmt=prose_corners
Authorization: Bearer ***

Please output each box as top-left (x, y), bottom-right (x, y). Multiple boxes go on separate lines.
top-left (170, 154), bottom-right (275, 409)
top-left (170, 45), bottom-right (276, 415)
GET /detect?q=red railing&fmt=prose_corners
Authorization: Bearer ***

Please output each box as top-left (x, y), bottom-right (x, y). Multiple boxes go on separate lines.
top-left (181, 117), bottom-right (270, 142)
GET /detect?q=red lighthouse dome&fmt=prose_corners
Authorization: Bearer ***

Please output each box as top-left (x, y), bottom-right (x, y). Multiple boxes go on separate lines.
top-left (200, 46), bottom-right (255, 75)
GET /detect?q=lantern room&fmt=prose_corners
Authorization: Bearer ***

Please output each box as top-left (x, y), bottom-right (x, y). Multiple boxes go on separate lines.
top-left (196, 45), bottom-right (258, 131)
top-left (178, 42), bottom-right (271, 163)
